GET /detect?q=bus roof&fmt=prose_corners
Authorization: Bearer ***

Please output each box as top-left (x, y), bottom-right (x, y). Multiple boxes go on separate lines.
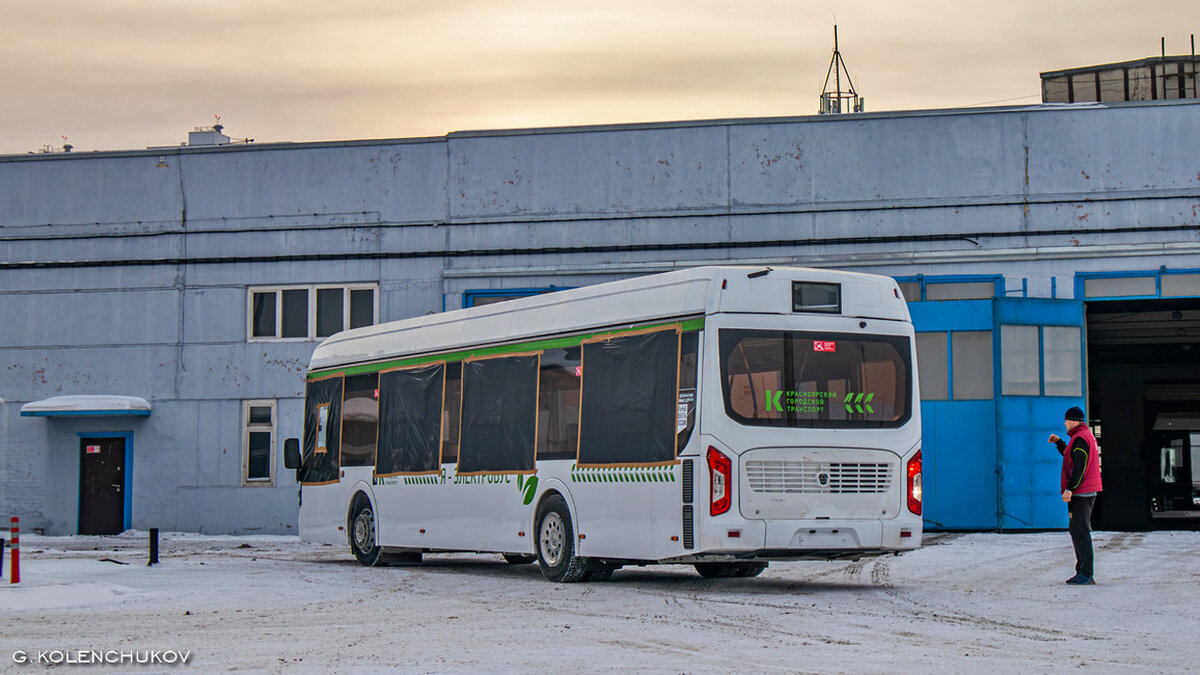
top-left (307, 266), bottom-right (909, 373)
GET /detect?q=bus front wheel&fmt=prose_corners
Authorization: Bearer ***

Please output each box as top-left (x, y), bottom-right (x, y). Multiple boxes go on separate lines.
top-left (535, 495), bottom-right (590, 583)
top-left (349, 497), bottom-right (383, 567)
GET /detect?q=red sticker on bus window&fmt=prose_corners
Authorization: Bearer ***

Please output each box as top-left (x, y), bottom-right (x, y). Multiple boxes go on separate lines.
top-left (814, 341), bottom-right (836, 352)
top-left (86, 445), bottom-right (101, 454)
top-left (575, 366), bottom-right (583, 377)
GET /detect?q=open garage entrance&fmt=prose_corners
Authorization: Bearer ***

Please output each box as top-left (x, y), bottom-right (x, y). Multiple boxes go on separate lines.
top-left (1087, 298), bottom-right (1200, 530)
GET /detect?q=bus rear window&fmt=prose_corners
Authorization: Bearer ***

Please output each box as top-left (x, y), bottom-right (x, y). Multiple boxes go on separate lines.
top-left (720, 329), bottom-right (911, 428)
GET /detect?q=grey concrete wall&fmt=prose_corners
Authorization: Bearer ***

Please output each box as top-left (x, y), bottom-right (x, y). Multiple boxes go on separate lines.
top-left (1, 101), bottom-right (1197, 534)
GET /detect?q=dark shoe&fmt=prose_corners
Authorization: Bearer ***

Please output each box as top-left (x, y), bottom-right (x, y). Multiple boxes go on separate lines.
top-left (1065, 574), bottom-right (1095, 585)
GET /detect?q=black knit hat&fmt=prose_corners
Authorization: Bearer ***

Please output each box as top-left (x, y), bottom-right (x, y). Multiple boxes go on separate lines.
top-left (1064, 406), bottom-right (1086, 422)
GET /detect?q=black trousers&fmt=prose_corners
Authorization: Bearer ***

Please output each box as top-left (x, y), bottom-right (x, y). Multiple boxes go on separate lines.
top-left (1068, 495), bottom-right (1096, 577)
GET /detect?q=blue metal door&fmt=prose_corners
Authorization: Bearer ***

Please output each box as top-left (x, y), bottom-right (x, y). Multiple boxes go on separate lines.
top-left (909, 300), bottom-right (997, 530)
top-left (910, 296), bottom-right (1085, 530)
top-left (993, 298), bottom-right (1086, 530)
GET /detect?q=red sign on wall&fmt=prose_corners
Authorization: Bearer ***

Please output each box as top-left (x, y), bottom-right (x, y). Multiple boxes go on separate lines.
top-left (813, 340), bottom-right (837, 352)
top-left (86, 445), bottom-right (101, 454)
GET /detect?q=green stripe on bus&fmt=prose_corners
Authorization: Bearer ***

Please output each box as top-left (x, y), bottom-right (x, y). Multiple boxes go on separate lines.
top-left (309, 317), bottom-right (705, 379)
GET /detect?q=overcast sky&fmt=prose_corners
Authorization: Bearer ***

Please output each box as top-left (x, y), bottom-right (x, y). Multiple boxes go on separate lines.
top-left (1, 1), bottom-right (1194, 155)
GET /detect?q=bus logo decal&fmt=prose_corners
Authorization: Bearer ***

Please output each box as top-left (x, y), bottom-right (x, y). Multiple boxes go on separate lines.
top-left (843, 392), bottom-right (874, 414)
top-left (517, 475), bottom-right (539, 505)
top-left (765, 390), bottom-right (784, 412)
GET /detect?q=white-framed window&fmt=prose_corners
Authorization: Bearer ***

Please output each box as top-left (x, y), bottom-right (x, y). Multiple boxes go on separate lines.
top-left (243, 400), bottom-right (276, 486)
top-left (248, 285), bottom-right (378, 341)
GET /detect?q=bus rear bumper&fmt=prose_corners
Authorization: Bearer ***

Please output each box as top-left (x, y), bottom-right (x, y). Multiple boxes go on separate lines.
top-left (764, 518), bottom-right (920, 551)
top-left (684, 517), bottom-right (921, 562)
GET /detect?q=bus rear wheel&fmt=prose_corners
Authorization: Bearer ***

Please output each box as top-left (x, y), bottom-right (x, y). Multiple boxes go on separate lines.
top-left (349, 497), bottom-right (383, 567)
top-left (535, 495), bottom-right (590, 583)
top-left (734, 562), bottom-right (768, 577)
top-left (583, 561), bottom-right (618, 581)
top-left (694, 562), bottom-right (768, 579)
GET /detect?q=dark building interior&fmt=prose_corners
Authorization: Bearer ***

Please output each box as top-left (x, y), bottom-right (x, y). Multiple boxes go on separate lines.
top-left (1087, 298), bottom-right (1200, 530)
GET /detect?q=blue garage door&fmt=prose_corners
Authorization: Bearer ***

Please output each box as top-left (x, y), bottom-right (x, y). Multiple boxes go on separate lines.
top-left (911, 297), bottom-right (1085, 530)
top-left (994, 298), bottom-right (1086, 530)
top-left (910, 300), bottom-right (997, 529)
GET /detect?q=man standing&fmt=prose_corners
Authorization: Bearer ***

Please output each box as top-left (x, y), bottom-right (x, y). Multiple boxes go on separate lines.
top-left (1048, 406), bottom-right (1103, 585)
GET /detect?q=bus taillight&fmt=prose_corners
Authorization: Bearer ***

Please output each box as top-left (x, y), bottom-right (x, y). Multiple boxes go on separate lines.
top-left (707, 447), bottom-right (732, 516)
top-left (907, 450), bottom-right (922, 515)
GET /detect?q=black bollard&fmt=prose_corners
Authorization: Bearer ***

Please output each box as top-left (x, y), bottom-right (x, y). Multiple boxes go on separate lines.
top-left (1, 538), bottom-right (4, 577)
top-left (148, 528), bottom-right (159, 566)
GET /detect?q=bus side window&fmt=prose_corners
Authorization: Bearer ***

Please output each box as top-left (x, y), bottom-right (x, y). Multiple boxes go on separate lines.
top-left (376, 363), bottom-right (444, 475)
top-left (341, 372), bottom-right (379, 467)
top-left (302, 375), bottom-right (343, 484)
top-left (677, 331), bottom-right (699, 452)
top-left (538, 347), bottom-right (581, 461)
top-left (459, 354), bottom-right (539, 474)
top-left (578, 326), bottom-right (679, 466)
top-left (442, 362), bottom-right (461, 464)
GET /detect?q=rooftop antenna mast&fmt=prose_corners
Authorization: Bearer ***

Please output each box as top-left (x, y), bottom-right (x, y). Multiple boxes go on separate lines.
top-left (820, 25), bottom-right (864, 114)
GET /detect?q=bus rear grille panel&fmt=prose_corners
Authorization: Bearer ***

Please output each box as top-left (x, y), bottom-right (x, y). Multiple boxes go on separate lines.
top-left (682, 459), bottom-right (693, 504)
top-left (682, 505), bottom-right (694, 549)
top-left (745, 460), bottom-right (893, 494)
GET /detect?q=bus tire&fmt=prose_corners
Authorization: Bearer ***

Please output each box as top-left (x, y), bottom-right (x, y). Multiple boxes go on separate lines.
top-left (734, 562), bottom-right (768, 577)
top-left (535, 494), bottom-right (589, 583)
top-left (694, 562), bottom-right (734, 578)
top-left (583, 561), bottom-right (617, 582)
top-left (380, 550), bottom-right (422, 564)
top-left (502, 553), bottom-right (536, 565)
top-left (695, 562), bottom-right (767, 578)
top-left (349, 496), bottom-right (383, 567)
top-left (691, 559), bottom-right (763, 576)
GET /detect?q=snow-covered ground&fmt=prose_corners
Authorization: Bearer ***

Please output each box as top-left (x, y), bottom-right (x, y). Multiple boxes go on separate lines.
top-left (1, 530), bottom-right (1198, 673)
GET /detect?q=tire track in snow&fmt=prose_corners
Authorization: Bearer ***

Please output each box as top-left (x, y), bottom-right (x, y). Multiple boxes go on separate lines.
top-left (865, 557), bottom-right (1106, 644)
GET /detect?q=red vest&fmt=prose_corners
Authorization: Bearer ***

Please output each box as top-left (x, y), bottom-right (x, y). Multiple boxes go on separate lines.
top-left (1061, 424), bottom-right (1103, 493)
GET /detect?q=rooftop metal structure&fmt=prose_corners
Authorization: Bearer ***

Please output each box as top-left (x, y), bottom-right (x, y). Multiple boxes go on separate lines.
top-left (819, 25), bottom-right (863, 115)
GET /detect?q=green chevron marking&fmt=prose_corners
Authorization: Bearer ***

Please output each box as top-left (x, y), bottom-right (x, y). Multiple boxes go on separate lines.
top-left (568, 465), bottom-right (677, 483)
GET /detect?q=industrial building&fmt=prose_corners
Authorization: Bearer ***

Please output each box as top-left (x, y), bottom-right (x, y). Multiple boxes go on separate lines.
top-left (2, 96), bottom-right (1198, 535)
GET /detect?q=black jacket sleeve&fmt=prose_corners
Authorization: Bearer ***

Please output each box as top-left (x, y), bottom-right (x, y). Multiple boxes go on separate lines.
top-left (1054, 438), bottom-right (1067, 455)
top-left (1066, 437), bottom-right (1089, 491)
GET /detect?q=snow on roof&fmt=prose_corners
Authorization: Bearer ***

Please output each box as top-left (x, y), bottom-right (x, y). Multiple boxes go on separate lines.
top-left (20, 395), bottom-right (152, 417)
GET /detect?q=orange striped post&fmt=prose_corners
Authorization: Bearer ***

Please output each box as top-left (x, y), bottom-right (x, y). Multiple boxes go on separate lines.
top-left (9, 517), bottom-right (18, 584)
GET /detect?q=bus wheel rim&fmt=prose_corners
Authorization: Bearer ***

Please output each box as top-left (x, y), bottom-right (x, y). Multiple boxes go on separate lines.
top-left (540, 512), bottom-right (564, 566)
top-left (354, 509), bottom-right (375, 552)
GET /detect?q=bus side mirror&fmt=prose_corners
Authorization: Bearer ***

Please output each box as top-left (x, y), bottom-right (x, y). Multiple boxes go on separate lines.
top-left (283, 438), bottom-right (301, 469)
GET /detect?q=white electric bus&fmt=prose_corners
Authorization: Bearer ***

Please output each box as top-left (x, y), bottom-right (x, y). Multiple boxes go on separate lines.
top-left (284, 266), bottom-right (922, 582)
